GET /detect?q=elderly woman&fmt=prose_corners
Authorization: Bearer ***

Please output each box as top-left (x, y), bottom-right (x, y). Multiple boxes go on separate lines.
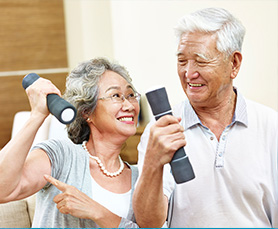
top-left (0, 58), bottom-right (140, 228)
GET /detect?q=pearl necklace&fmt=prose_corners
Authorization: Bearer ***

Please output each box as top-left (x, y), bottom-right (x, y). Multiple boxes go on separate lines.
top-left (82, 141), bottom-right (124, 178)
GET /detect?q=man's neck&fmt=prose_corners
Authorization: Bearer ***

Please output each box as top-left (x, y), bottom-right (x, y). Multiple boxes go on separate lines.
top-left (193, 90), bottom-right (237, 140)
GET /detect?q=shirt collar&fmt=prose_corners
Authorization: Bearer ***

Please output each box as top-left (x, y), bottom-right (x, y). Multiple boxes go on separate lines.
top-left (182, 87), bottom-right (248, 130)
top-left (232, 88), bottom-right (248, 127)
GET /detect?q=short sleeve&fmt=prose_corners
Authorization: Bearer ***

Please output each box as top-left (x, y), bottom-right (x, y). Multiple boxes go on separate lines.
top-left (32, 139), bottom-right (68, 189)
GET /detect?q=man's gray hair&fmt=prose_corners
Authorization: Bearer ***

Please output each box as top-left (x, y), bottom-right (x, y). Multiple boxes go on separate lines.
top-left (174, 8), bottom-right (246, 56)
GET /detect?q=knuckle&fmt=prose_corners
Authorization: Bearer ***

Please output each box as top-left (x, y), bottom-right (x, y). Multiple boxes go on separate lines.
top-left (157, 135), bottom-right (166, 146)
top-left (174, 123), bottom-right (184, 132)
top-left (67, 191), bottom-right (75, 197)
top-left (164, 144), bottom-right (172, 152)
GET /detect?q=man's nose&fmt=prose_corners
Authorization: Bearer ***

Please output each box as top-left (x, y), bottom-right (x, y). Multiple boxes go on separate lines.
top-left (184, 61), bottom-right (199, 79)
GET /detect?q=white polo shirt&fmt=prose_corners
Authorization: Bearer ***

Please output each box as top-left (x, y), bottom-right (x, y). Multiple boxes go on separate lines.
top-left (137, 89), bottom-right (278, 227)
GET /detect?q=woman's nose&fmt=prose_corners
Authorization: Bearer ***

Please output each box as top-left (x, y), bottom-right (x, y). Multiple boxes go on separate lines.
top-left (121, 98), bottom-right (135, 111)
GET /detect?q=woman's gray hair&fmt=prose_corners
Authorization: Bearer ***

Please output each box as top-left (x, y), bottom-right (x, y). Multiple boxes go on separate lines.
top-left (174, 7), bottom-right (246, 57)
top-left (63, 58), bottom-right (134, 144)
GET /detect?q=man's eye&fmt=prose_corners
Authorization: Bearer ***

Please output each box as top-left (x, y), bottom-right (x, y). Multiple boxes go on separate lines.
top-left (197, 61), bottom-right (207, 66)
top-left (178, 59), bottom-right (187, 65)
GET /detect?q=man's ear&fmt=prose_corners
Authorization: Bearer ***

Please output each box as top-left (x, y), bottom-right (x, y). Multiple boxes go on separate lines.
top-left (230, 51), bottom-right (242, 79)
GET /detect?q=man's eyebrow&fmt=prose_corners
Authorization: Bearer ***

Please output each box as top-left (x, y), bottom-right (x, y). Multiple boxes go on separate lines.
top-left (195, 52), bottom-right (209, 60)
top-left (176, 52), bottom-right (209, 60)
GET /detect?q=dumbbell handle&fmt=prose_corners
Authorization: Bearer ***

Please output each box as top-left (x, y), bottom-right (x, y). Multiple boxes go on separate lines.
top-left (22, 73), bottom-right (76, 124)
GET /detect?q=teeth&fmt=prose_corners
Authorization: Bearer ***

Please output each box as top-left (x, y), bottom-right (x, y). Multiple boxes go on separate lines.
top-left (119, 117), bottom-right (133, 122)
top-left (189, 83), bottom-right (203, 87)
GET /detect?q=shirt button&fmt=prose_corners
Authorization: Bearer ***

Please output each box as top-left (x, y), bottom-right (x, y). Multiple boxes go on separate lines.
top-left (210, 136), bottom-right (214, 140)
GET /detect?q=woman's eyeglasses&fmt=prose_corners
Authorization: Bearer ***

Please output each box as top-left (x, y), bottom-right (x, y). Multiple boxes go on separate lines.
top-left (98, 92), bottom-right (141, 103)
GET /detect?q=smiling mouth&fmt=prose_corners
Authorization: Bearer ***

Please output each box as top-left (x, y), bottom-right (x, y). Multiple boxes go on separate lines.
top-left (118, 117), bottom-right (134, 122)
top-left (188, 83), bottom-right (204, 87)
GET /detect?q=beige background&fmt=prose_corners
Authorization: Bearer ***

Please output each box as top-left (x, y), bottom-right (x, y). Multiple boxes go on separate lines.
top-left (0, 0), bottom-right (277, 148)
top-left (64, 0), bottom-right (278, 121)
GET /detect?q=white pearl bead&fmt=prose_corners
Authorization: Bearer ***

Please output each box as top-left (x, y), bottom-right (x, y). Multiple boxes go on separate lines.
top-left (81, 141), bottom-right (124, 177)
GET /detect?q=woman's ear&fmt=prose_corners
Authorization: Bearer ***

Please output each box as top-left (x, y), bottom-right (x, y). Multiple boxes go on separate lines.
top-left (81, 110), bottom-right (91, 123)
top-left (231, 51), bottom-right (242, 79)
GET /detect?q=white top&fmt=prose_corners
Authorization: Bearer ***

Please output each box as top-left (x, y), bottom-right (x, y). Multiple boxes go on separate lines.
top-left (32, 139), bottom-right (139, 228)
top-left (137, 89), bottom-right (278, 228)
top-left (91, 176), bottom-right (131, 218)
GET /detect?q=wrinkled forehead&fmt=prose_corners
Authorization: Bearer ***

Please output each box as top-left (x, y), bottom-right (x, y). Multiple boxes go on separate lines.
top-left (103, 85), bottom-right (135, 94)
top-left (177, 32), bottom-right (220, 58)
top-left (98, 71), bottom-right (134, 94)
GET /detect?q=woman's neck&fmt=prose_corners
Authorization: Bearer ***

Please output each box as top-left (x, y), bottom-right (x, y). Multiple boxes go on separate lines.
top-left (85, 133), bottom-right (124, 167)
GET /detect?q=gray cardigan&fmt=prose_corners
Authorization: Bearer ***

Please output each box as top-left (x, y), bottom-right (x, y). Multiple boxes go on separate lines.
top-left (32, 138), bottom-right (139, 228)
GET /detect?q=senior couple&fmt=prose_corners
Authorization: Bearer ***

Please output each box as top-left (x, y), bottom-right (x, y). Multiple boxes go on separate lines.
top-left (0, 7), bottom-right (277, 228)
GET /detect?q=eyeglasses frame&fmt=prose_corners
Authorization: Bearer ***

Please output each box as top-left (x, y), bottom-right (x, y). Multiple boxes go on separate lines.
top-left (98, 92), bottom-right (141, 103)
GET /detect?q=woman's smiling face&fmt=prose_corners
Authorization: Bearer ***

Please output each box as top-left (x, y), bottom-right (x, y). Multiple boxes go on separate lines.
top-left (90, 70), bottom-right (139, 138)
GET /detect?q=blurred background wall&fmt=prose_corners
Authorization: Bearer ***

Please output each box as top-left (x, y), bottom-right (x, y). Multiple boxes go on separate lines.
top-left (0, 0), bottom-right (277, 148)
top-left (64, 0), bottom-right (278, 121)
top-left (0, 0), bottom-right (68, 148)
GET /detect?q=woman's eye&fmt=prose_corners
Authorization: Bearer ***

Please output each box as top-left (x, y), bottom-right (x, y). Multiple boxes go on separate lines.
top-left (112, 93), bottom-right (121, 98)
top-left (128, 92), bottom-right (135, 98)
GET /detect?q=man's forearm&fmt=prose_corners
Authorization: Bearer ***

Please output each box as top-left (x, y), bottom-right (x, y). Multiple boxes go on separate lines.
top-left (133, 164), bottom-right (168, 228)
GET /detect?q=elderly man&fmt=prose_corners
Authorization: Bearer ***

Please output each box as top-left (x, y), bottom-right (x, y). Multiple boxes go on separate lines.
top-left (133, 7), bottom-right (278, 228)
